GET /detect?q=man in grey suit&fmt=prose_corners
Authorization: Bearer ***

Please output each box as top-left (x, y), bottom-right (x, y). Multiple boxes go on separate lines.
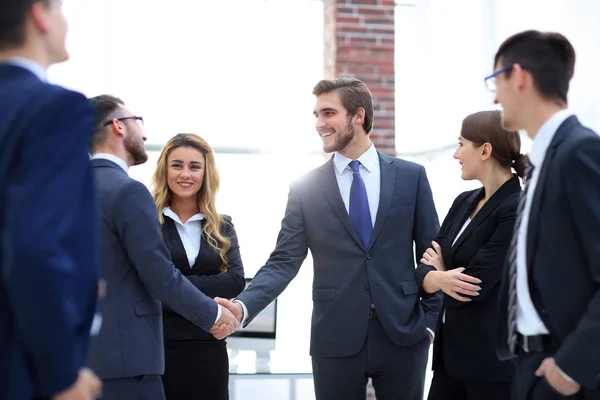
top-left (88, 95), bottom-right (239, 400)
top-left (214, 78), bottom-right (442, 400)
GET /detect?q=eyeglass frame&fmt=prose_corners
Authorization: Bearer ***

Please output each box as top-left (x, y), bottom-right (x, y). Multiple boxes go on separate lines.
top-left (484, 65), bottom-right (529, 92)
top-left (102, 116), bottom-right (144, 127)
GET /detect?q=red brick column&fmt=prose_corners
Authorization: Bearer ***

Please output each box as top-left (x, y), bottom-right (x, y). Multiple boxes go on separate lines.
top-left (324, 0), bottom-right (396, 156)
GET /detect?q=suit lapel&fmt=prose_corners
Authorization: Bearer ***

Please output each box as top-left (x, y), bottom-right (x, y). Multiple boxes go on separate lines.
top-left (318, 158), bottom-right (364, 248)
top-left (162, 217), bottom-right (191, 271)
top-left (369, 153), bottom-right (395, 250)
top-left (449, 189), bottom-right (483, 251)
top-left (526, 116), bottom-right (578, 268)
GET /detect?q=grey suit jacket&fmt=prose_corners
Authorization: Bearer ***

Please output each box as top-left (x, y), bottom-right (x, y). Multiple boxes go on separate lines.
top-left (88, 159), bottom-right (218, 379)
top-left (237, 152), bottom-right (442, 357)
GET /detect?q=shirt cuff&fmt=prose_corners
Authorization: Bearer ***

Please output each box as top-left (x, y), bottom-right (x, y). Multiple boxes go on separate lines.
top-left (214, 303), bottom-right (222, 324)
top-left (234, 299), bottom-right (248, 326)
top-left (557, 365), bottom-right (575, 383)
top-left (426, 328), bottom-right (435, 340)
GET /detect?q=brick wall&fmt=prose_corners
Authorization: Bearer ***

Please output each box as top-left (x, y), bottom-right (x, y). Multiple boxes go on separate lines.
top-left (324, 0), bottom-right (396, 156)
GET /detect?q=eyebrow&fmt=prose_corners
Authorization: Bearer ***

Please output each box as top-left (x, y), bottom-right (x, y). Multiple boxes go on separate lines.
top-left (313, 107), bottom-right (337, 116)
top-left (170, 159), bottom-right (203, 164)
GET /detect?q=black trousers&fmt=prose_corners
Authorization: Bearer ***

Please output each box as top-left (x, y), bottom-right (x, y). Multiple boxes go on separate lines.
top-left (428, 363), bottom-right (512, 400)
top-left (512, 350), bottom-right (599, 400)
top-left (162, 340), bottom-right (229, 400)
top-left (312, 318), bottom-right (430, 400)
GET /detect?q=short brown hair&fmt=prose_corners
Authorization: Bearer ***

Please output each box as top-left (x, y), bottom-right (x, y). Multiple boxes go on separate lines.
top-left (461, 110), bottom-right (527, 178)
top-left (494, 30), bottom-right (575, 103)
top-left (0, 0), bottom-right (49, 49)
top-left (312, 78), bottom-right (374, 134)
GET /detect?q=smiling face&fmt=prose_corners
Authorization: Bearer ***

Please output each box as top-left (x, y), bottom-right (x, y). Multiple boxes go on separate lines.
top-left (313, 91), bottom-right (359, 154)
top-left (166, 146), bottom-right (206, 201)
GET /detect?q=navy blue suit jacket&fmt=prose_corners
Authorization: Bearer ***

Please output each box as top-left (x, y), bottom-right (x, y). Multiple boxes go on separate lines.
top-left (89, 159), bottom-right (219, 380)
top-left (0, 65), bottom-right (100, 398)
top-left (497, 116), bottom-right (600, 390)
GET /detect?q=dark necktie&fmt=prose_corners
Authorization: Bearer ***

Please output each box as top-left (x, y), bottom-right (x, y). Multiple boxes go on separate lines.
top-left (507, 162), bottom-right (535, 353)
top-left (349, 160), bottom-right (372, 249)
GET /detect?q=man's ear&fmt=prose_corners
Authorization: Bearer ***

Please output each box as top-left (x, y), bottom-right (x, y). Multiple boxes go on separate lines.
top-left (353, 107), bottom-right (365, 126)
top-left (29, 1), bottom-right (51, 35)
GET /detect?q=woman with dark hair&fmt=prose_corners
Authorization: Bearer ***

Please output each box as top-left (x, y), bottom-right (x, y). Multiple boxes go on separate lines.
top-left (151, 133), bottom-right (246, 400)
top-left (422, 110), bottom-right (524, 399)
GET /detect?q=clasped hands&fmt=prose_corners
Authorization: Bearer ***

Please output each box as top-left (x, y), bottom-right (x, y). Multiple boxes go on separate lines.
top-left (210, 297), bottom-right (244, 340)
top-left (420, 241), bottom-right (482, 302)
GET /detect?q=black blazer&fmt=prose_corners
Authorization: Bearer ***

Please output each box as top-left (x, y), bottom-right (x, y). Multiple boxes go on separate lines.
top-left (432, 175), bottom-right (521, 382)
top-left (497, 116), bottom-right (600, 391)
top-left (161, 215), bottom-right (245, 342)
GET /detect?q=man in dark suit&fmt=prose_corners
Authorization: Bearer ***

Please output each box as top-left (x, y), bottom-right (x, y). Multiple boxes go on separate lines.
top-left (214, 78), bottom-right (442, 400)
top-left (491, 30), bottom-right (600, 399)
top-left (0, 1), bottom-right (102, 399)
top-left (88, 95), bottom-right (239, 400)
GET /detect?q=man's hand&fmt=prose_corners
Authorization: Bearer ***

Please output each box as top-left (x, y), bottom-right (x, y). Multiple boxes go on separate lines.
top-left (420, 241), bottom-right (446, 271)
top-left (53, 368), bottom-right (102, 400)
top-left (427, 331), bottom-right (434, 344)
top-left (210, 298), bottom-right (242, 340)
top-left (536, 357), bottom-right (581, 396)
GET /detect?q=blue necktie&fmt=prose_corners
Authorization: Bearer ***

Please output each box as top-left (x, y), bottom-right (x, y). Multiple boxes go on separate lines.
top-left (349, 160), bottom-right (372, 249)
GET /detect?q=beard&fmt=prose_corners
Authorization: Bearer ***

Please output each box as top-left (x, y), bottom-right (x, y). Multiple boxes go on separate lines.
top-left (124, 133), bottom-right (148, 166)
top-left (322, 118), bottom-right (356, 153)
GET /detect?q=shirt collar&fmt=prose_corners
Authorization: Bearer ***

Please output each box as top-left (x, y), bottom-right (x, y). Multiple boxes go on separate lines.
top-left (0, 57), bottom-right (47, 81)
top-left (91, 153), bottom-right (129, 173)
top-left (333, 143), bottom-right (378, 175)
top-left (162, 206), bottom-right (205, 225)
top-left (529, 109), bottom-right (573, 168)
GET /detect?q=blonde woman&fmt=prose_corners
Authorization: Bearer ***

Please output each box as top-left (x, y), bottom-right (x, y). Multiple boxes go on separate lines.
top-left (152, 133), bottom-right (245, 400)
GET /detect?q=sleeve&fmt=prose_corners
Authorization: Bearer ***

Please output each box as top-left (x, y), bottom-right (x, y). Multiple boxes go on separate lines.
top-left (444, 200), bottom-right (517, 308)
top-left (185, 216), bottom-right (246, 299)
top-left (114, 182), bottom-right (219, 332)
top-left (236, 182), bottom-right (309, 324)
top-left (554, 137), bottom-right (600, 389)
top-left (3, 89), bottom-right (98, 396)
top-left (411, 166), bottom-right (443, 330)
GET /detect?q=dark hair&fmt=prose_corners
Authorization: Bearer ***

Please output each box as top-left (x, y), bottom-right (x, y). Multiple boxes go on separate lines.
top-left (0, 0), bottom-right (49, 49)
top-left (89, 94), bottom-right (125, 151)
top-left (494, 30), bottom-right (575, 103)
top-left (461, 110), bottom-right (527, 178)
top-left (312, 78), bottom-right (374, 134)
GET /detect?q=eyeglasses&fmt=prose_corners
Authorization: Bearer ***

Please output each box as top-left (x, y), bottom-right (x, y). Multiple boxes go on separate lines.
top-left (484, 66), bottom-right (513, 92)
top-left (102, 116), bottom-right (144, 128)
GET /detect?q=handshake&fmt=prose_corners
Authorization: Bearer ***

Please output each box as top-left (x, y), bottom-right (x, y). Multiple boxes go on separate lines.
top-left (210, 297), bottom-right (244, 340)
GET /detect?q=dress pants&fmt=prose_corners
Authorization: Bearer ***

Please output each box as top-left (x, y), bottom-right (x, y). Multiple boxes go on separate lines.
top-left (162, 339), bottom-right (229, 400)
top-left (512, 350), bottom-right (599, 400)
top-left (102, 375), bottom-right (164, 400)
top-left (428, 362), bottom-right (512, 400)
top-left (312, 317), bottom-right (430, 400)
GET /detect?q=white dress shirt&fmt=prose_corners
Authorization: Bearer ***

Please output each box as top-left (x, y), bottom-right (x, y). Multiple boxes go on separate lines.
top-left (91, 153), bottom-right (129, 172)
top-left (163, 207), bottom-right (204, 268)
top-left (516, 109), bottom-right (573, 335)
top-left (0, 57), bottom-right (46, 81)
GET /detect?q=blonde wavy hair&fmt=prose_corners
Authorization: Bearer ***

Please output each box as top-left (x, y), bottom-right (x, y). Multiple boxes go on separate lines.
top-left (151, 133), bottom-right (231, 265)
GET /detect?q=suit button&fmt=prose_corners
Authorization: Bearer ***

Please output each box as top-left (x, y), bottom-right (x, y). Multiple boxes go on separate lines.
top-left (364, 284), bottom-right (370, 290)
top-left (540, 309), bottom-right (547, 315)
top-left (366, 253), bottom-right (371, 260)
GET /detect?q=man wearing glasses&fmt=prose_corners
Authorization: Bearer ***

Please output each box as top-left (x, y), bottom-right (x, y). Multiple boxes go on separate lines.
top-left (88, 95), bottom-right (240, 400)
top-left (492, 30), bottom-right (600, 399)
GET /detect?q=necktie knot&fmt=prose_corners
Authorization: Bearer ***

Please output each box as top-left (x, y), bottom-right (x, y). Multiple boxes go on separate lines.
top-left (349, 160), bottom-right (361, 173)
